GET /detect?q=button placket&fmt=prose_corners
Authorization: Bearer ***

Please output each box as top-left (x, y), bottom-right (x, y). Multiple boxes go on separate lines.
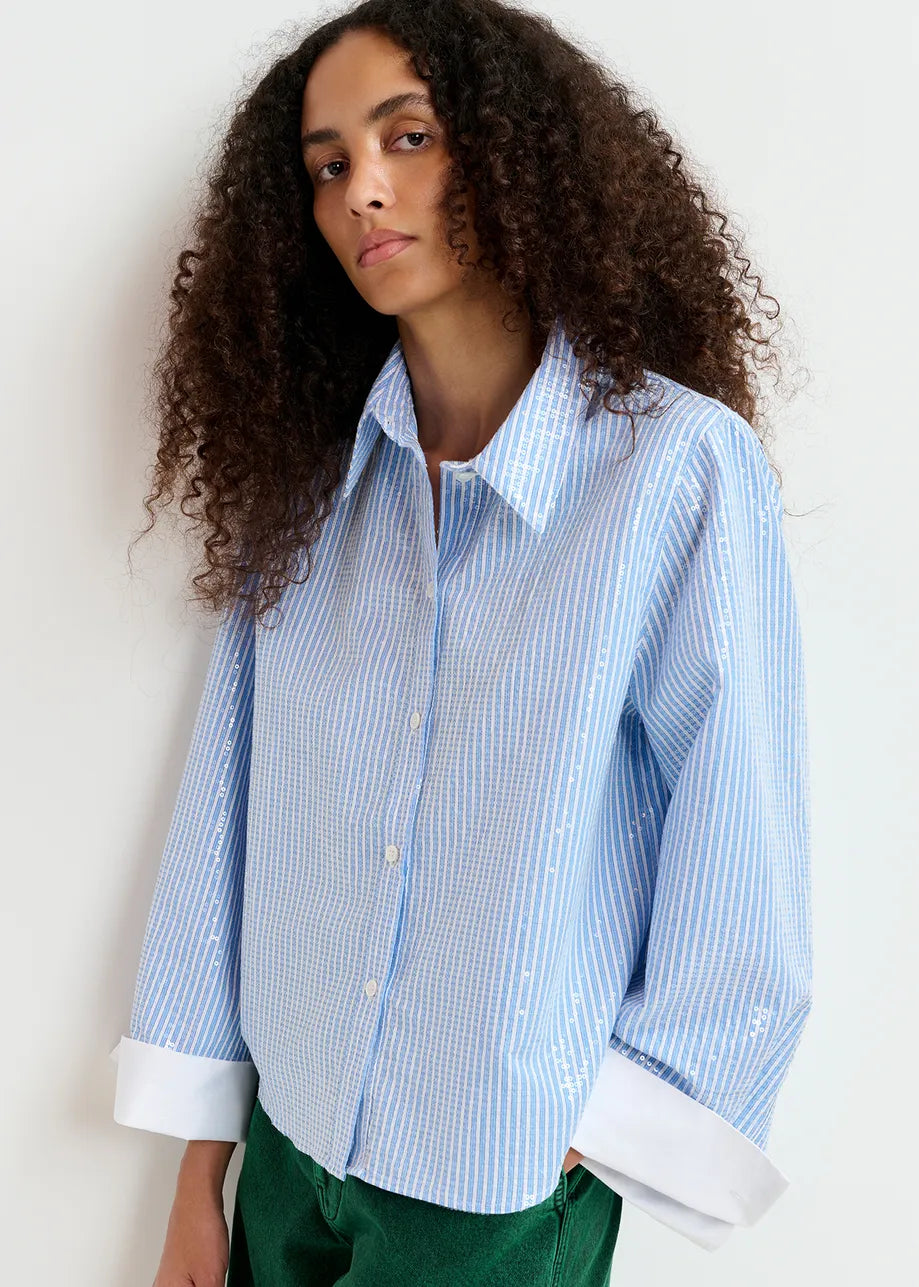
top-left (358, 487), bottom-right (445, 1162)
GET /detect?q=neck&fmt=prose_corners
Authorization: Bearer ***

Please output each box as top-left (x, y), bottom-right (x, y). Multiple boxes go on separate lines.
top-left (397, 299), bottom-right (545, 464)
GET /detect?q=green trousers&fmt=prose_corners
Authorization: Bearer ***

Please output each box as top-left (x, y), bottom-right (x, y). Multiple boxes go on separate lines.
top-left (226, 1097), bottom-right (623, 1285)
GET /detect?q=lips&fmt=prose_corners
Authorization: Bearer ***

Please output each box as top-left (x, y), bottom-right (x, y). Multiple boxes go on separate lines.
top-left (358, 237), bottom-right (415, 268)
top-left (357, 227), bottom-right (416, 266)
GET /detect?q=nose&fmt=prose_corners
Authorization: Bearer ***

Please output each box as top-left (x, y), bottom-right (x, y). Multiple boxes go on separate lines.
top-left (344, 151), bottom-right (395, 214)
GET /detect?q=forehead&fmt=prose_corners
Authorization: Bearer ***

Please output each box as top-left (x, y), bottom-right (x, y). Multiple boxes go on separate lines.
top-left (302, 28), bottom-right (423, 125)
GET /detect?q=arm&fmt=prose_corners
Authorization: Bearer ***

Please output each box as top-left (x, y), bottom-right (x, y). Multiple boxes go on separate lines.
top-left (571, 410), bottom-right (813, 1250)
top-left (110, 587), bottom-right (259, 1142)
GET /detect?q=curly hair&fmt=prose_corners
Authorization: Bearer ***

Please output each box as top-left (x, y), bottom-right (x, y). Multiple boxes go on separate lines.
top-left (129, 0), bottom-right (804, 627)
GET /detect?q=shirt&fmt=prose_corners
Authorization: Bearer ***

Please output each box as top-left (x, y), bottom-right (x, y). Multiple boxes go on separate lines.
top-left (110, 313), bottom-right (813, 1252)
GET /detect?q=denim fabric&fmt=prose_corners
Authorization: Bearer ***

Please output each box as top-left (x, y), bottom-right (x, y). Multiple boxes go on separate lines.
top-left (227, 1097), bottom-right (623, 1286)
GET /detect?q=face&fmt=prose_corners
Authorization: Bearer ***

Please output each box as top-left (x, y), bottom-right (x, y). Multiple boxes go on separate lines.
top-left (301, 27), bottom-right (480, 316)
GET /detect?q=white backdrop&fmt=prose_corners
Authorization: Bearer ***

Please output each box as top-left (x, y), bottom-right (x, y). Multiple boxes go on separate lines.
top-left (2, 1), bottom-right (915, 1282)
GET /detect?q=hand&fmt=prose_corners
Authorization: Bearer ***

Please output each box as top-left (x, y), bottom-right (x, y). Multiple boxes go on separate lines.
top-left (562, 1146), bottom-right (584, 1174)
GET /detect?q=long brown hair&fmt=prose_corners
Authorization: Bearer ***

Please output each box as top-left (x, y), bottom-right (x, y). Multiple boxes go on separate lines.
top-left (129, 0), bottom-right (804, 627)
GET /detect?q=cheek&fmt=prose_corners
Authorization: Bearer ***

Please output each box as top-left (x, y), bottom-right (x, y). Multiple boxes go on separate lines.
top-left (311, 191), bottom-right (328, 226)
top-left (422, 154), bottom-right (453, 207)
top-left (312, 199), bottom-right (344, 253)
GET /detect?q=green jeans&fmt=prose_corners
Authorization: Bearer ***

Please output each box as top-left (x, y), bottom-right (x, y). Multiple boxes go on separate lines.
top-left (226, 1097), bottom-right (623, 1285)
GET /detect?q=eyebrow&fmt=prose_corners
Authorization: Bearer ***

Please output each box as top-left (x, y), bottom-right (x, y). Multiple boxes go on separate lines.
top-left (301, 92), bottom-right (435, 153)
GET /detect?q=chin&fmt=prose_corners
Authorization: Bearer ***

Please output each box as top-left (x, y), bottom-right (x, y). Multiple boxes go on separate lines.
top-left (358, 280), bottom-right (442, 316)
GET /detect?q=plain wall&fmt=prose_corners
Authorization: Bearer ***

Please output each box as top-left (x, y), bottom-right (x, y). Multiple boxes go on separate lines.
top-left (2, 1), bottom-right (915, 1282)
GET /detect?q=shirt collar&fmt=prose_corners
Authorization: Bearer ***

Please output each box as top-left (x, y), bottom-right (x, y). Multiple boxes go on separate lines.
top-left (339, 313), bottom-right (602, 534)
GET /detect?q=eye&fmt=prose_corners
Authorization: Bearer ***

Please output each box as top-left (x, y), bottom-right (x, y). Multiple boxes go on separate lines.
top-left (314, 159), bottom-right (346, 184)
top-left (393, 130), bottom-right (432, 152)
top-left (313, 130), bottom-right (434, 185)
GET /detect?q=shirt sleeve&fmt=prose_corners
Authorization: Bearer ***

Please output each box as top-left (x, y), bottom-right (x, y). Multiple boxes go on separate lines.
top-left (570, 408), bottom-right (813, 1250)
top-left (109, 589), bottom-right (259, 1141)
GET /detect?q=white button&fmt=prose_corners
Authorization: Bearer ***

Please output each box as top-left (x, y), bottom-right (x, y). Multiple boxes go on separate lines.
top-left (454, 469), bottom-right (475, 481)
top-left (409, 711), bottom-right (421, 731)
top-left (365, 978), bottom-right (378, 997)
top-left (385, 843), bottom-right (400, 865)
top-left (425, 580), bottom-right (435, 599)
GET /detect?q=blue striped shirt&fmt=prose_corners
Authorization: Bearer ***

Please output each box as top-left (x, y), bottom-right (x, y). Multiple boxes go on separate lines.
top-left (111, 314), bottom-right (812, 1250)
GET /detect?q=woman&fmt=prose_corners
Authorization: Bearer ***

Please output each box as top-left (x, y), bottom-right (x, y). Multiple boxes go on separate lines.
top-left (111, 1), bottom-right (813, 1284)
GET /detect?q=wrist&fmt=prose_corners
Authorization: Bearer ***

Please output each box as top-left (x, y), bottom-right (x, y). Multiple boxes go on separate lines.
top-left (177, 1139), bottom-right (237, 1203)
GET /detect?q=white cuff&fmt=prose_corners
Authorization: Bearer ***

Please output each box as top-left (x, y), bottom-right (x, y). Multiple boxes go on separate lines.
top-left (570, 1048), bottom-right (789, 1251)
top-left (110, 1036), bottom-right (258, 1142)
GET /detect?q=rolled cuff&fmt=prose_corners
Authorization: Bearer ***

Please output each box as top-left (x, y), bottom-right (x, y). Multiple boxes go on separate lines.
top-left (110, 1036), bottom-right (258, 1142)
top-left (570, 1047), bottom-right (789, 1251)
